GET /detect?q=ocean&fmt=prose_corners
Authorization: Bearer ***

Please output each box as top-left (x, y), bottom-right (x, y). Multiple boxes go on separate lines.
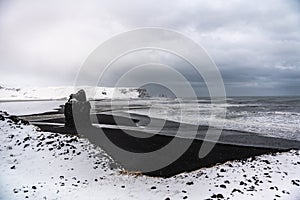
top-left (94, 96), bottom-right (300, 142)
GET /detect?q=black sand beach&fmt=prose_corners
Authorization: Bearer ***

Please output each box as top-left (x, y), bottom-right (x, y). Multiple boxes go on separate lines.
top-left (19, 106), bottom-right (300, 178)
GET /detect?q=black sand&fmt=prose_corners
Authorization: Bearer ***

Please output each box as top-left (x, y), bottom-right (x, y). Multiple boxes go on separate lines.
top-left (21, 110), bottom-right (300, 178)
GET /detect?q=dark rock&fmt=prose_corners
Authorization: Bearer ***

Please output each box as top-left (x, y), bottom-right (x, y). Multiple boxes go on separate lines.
top-left (246, 185), bottom-right (256, 192)
top-left (64, 89), bottom-right (91, 128)
top-left (291, 180), bottom-right (300, 186)
top-left (71, 89), bottom-right (87, 101)
top-left (240, 181), bottom-right (247, 186)
top-left (8, 115), bottom-right (19, 123)
top-left (150, 186), bottom-right (156, 190)
top-left (36, 142), bottom-right (42, 147)
top-left (8, 134), bottom-right (14, 139)
top-left (261, 159), bottom-right (271, 164)
top-left (211, 193), bottom-right (224, 198)
top-left (231, 188), bottom-right (243, 194)
top-left (45, 141), bottom-right (55, 145)
top-left (186, 181), bottom-right (194, 185)
top-left (6, 115), bottom-right (29, 125)
top-left (66, 138), bottom-right (78, 143)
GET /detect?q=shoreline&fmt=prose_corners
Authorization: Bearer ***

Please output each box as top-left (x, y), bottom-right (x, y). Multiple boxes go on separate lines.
top-left (18, 110), bottom-right (300, 177)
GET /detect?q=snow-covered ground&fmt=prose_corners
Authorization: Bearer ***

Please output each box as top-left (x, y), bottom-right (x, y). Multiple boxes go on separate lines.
top-left (0, 100), bottom-right (65, 116)
top-left (0, 86), bottom-right (144, 101)
top-left (0, 111), bottom-right (299, 200)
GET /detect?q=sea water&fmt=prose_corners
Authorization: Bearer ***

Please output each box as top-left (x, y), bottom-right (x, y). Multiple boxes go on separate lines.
top-left (103, 96), bottom-right (300, 141)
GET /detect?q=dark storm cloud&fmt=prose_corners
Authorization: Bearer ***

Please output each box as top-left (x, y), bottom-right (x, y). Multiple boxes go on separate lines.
top-left (0, 0), bottom-right (299, 96)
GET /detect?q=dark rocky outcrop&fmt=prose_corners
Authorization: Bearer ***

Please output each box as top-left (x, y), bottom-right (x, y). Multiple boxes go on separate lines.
top-left (64, 89), bottom-right (91, 128)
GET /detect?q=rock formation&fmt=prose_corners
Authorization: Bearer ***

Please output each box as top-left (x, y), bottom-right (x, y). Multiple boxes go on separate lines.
top-left (64, 89), bottom-right (91, 128)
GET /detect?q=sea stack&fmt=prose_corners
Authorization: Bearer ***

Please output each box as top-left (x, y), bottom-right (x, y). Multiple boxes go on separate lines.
top-left (64, 89), bottom-right (91, 128)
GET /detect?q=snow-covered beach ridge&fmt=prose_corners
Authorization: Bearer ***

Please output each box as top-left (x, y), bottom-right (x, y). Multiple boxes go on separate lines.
top-left (0, 111), bottom-right (300, 200)
top-left (0, 86), bottom-right (146, 101)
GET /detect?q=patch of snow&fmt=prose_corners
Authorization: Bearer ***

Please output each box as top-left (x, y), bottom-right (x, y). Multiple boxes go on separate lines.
top-left (0, 112), bottom-right (299, 200)
top-left (0, 86), bottom-right (144, 101)
top-left (0, 100), bottom-right (65, 116)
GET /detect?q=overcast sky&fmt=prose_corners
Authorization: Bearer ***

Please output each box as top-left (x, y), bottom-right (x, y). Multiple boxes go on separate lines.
top-left (0, 0), bottom-right (300, 96)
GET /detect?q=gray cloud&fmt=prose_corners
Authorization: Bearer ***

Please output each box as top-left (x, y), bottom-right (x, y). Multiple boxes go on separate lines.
top-left (0, 0), bottom-right (299, 96)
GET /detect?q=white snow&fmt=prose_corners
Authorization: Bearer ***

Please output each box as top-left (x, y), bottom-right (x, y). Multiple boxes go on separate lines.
top-left (0, 112), bottom-right (300, 200)
top-left (0, 86), bottom-right (143, 101)
top-left (0, 100), bottom-right (65, 116)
